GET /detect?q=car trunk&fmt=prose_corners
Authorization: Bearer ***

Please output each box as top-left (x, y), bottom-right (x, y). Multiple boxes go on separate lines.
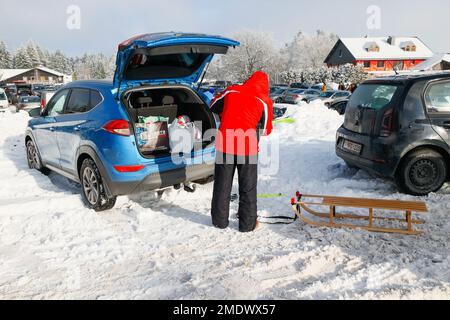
top-left (343, 82), bottom-right (404, 136)
top-left (123, 85), bottom-right (216, 158)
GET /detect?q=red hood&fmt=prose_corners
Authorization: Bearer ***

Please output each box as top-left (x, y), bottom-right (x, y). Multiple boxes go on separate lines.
top-left (242, 71), bottom-right (269, 99)
top-left (226, 71), bottom-right (270, 101)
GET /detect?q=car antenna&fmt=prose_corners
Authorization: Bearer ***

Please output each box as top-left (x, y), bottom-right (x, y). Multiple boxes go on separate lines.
top-left (393, 66), bottom-right (399, 75)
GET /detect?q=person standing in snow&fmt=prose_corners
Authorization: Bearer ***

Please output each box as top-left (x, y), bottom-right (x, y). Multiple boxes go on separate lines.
top-left (209, 71), bottom-right (273, 232)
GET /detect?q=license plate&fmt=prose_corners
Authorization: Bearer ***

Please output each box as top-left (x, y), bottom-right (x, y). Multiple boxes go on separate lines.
top-left (342, 139), bottom-right (362, 154)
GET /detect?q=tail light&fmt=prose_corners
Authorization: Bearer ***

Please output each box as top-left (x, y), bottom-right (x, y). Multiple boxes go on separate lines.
top-left (41, 98), bottom-right (46, 109)
top-left (380, 108), bottom-right (394, 137)
top-left (114, 165), bottom-right (144, 173)
top-left (293, 95), bottom-right (300, 98)
top-left (103, 120), bottom-right (131, 136)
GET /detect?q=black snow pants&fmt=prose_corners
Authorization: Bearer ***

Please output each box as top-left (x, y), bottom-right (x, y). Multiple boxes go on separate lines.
top-left (211, 153), bottom-right (258, 232)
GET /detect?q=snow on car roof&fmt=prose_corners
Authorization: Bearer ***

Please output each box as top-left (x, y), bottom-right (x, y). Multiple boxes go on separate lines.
top-left (340, 36), bottom-right (434, 60)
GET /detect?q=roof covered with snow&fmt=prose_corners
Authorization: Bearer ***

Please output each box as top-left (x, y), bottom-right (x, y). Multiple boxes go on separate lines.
top-left (0, 66), bottom-right (68, 82)
top-left (0, 69), bottom-right (29, 81)
top-left (411, 53), bottom-right (450, 71)
top-left (339, 36), bottom-right (434, 60)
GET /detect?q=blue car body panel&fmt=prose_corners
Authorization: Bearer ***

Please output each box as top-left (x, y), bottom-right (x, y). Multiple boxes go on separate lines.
top-left (26, 33), bottom-right (239, 197)
top-left (114, 32), bottom-right (239, 90)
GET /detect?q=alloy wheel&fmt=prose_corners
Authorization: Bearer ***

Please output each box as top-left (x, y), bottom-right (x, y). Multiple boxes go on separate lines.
top-left (82, 167), bottom-right (99, 205)
top-left (27, 141), bottom-right (40, 169)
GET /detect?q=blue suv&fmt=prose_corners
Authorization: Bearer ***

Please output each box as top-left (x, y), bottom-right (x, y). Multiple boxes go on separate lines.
top-left (25, 33), bottom-right (239, 211)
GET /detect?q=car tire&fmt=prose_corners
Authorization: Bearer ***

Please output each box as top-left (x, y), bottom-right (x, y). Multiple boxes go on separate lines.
top-left (80, 158), bottom-right (117, 211)
top-left (26, 139), bottom-right (50, 175)
top-left (395, 149), bottom-right (447, 196)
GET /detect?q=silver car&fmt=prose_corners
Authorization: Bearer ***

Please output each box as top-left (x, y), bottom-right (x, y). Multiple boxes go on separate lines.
top-left (310, 91), bottom-right (352, 105)
top-left (283, 89), bottom-right (321, 104)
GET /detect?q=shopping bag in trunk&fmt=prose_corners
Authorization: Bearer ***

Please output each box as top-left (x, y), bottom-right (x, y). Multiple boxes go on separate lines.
top-left (139, 120), bottom-right (170, 153)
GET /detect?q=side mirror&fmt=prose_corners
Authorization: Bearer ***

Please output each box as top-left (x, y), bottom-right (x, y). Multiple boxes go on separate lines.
top-left (28, 107), bottom-right (42, 118)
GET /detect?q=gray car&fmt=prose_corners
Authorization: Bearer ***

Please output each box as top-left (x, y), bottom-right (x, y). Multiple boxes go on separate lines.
top-left (270, 87), bottom-right (289, 103)
top-left (17, 96), bottom-right (41, 112)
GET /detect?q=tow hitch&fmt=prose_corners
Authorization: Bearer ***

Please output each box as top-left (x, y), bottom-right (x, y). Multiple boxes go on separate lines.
top-left (173, 183), bottom-right (197, 193)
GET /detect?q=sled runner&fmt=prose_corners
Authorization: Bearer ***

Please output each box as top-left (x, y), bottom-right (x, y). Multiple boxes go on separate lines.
top-left (291, 192), bottom-right (428, 235)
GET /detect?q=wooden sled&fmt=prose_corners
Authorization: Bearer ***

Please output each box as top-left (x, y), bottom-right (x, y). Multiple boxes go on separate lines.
top-left (291, 192), bottom-right (428, 235)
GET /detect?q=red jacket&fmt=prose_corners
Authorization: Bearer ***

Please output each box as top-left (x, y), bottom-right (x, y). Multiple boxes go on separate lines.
top-left (210, 71), bottom-right (273, 156)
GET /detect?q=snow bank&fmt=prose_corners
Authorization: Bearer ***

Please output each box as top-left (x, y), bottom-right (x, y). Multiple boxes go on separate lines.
top-left (0, 106), bottom-right (449, 299)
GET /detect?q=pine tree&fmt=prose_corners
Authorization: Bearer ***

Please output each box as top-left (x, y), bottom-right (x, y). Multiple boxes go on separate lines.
top-left (25, 40), bottom-right (41, 67)
top-left (0, 41), bottom-right (13, 68)
top-left (14, 46), bottom-right (33, 68)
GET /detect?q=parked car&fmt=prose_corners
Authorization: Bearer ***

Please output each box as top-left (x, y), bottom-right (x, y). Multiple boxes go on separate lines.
top-left (5, 84), bottom-right (18, 104)
top-left (336, 72), bottom-right (450, 196)
top-left (0, 88), bottom-right (10, 112)
top-left (25, 32), bottom-right (240, 211)
top-left (283, 89), bottom-right (321, 104)
top-left (328, 99), bottom-right (349, 115)
top-left (270, 87), bottom-right (288, 103)
top-left (17, 96), bottom-right (41, 112)
top-left (312, 90), bottom-right (352, 105)
top-left (290, 83), bottom-right (310, 89)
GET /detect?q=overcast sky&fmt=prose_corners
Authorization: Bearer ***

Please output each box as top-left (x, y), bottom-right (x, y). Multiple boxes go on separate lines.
top-left (1, 0), bottom-right (449, 56)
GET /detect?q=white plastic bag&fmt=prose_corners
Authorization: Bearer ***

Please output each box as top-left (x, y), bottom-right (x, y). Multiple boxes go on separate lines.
top-left (168, 116), bottom-right (202, 153)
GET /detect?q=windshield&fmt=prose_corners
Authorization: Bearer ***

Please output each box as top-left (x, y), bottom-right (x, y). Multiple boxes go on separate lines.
top-left (320, 92), bottom-right (334, 98)
top-left (271, 88), bottom-right (286, 94)
top-left (21, 96), bottom-right (40, 103)
top-left (348, 84), bottom-right (399, 110)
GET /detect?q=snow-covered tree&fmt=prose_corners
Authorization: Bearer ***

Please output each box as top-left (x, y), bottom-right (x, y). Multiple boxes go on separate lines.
top-left (48, 50), bottom-right (72, 74)
top-left (25, 40), bottom-right (42, 67)
top-left (72, 53), bottom-right (115, 80)
top-left (209, 30), bottom-right (282, 83)
top-left (14, 46), bottom-right (33, 68)
top-left (0, 41), bottom-right (13, 68)
top-left (281, 30), bottom-right (338, 70)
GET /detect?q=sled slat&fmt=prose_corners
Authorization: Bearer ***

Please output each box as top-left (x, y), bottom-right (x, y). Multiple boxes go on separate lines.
top-left (321, 196), bottom-right (428, 213)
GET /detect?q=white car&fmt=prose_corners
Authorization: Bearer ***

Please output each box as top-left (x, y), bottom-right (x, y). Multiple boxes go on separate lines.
top-left (0, 88), bottom-right (10, 112)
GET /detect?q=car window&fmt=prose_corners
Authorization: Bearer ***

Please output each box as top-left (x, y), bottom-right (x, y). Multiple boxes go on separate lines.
top-left (66, 89), bottom-right (90, 114)
top-left (45, 89), bottom-right (69, 117)
top-left (0, 92), bottom-right (6, 100)
top-left (425, 81), bottom-right (450, 112)
top-left (348, 84), bottom-right (399, 110)
top-left (90, 90), bottom-right (103, 108)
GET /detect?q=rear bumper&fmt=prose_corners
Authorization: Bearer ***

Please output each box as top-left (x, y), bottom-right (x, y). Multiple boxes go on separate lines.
top-left (336, 147), bottom-right (395, 177)
top-left (107, 162), bottom-right (215, 196)
top-left (336, 127), bottom-right (398, 178)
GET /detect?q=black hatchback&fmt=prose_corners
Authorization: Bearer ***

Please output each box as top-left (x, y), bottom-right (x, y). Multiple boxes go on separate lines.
top-left (336, 72), bottom-right (450, 196)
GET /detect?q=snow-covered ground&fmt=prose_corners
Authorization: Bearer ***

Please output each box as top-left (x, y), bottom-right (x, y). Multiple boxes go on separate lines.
top-left (0, 102), bottom-right (449, 300)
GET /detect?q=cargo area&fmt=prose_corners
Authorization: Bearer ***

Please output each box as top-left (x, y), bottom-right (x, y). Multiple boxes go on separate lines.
top-left (123, 85), bottom-right (216, 158)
